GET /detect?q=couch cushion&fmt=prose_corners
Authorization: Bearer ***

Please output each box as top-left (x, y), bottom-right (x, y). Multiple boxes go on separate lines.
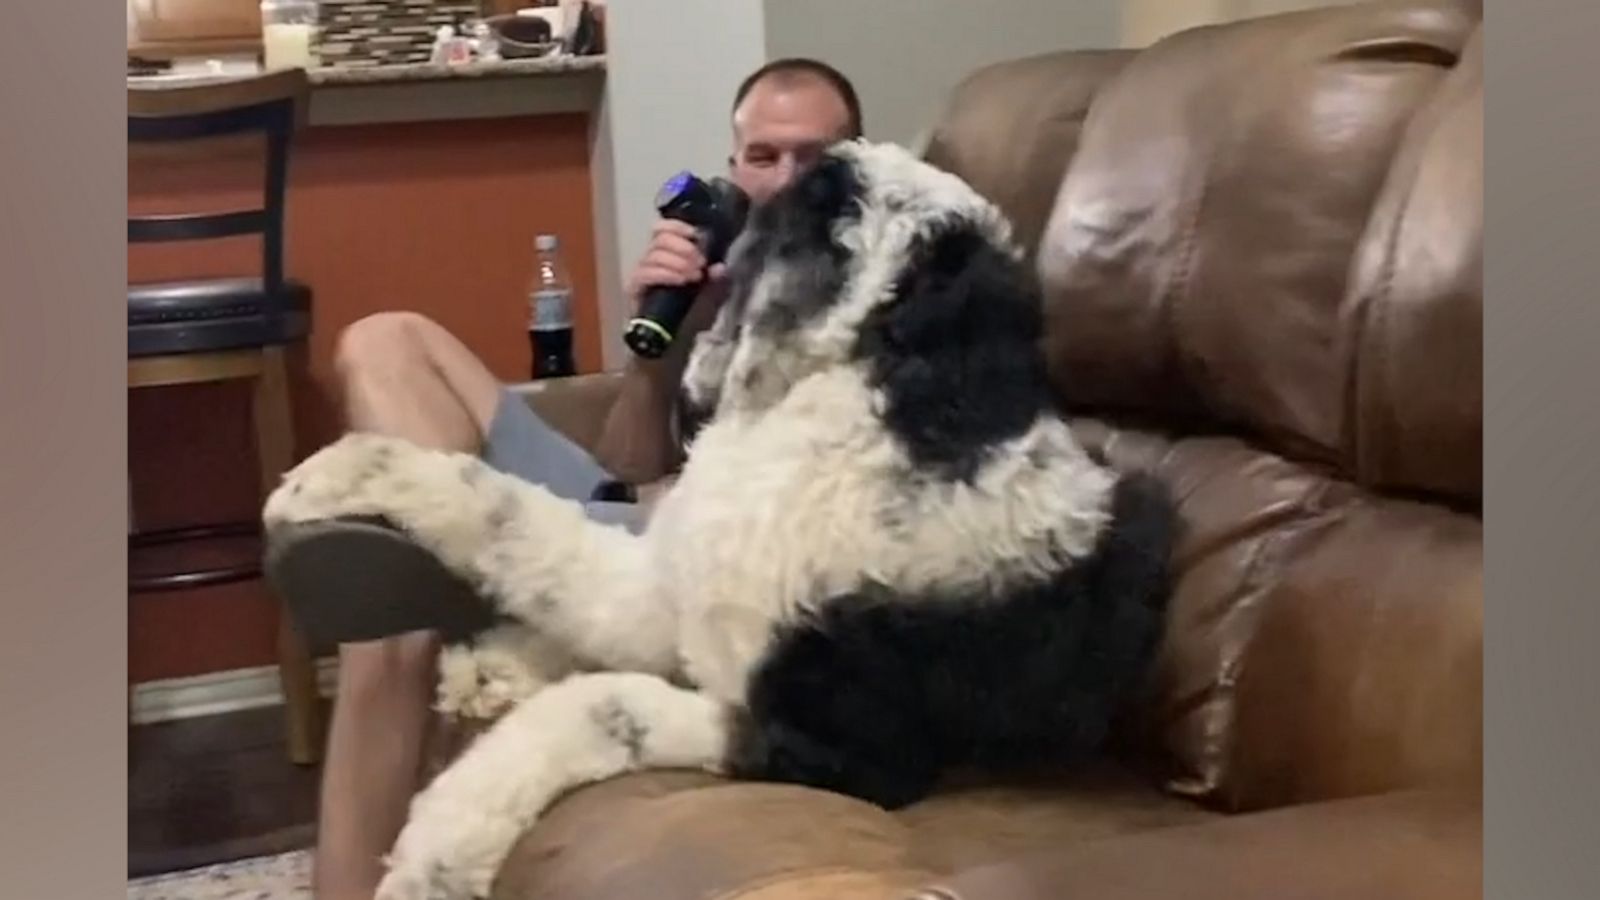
top-left (1073, 417), bottom-right (1482, 811)
top-left (1035, 0), bottom-right (1480, 470)
top-left (483, 764), bottom-right (1213, 900)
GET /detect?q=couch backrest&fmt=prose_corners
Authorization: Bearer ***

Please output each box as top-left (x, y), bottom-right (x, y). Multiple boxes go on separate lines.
top-left (928, 0), bottom-right (1481, 510)
top-left (922, 0), bottom-right (1482, 811)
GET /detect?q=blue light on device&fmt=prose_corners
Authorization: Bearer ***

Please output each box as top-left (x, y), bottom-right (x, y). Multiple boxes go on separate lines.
top-left (655, 171), bottom-right (694, 209)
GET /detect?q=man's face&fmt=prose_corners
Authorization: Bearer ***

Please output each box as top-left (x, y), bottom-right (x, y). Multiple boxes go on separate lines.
top-left (729, 77), bottom-right (854, 206)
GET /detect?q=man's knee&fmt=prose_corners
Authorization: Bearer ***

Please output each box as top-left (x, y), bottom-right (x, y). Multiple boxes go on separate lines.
top-left (335, 311), bottom-right (502, 432)
top-left (335, 311), bottom-right (437, 382)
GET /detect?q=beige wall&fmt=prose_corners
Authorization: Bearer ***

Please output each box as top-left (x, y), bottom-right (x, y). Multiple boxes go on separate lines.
top-left (763, 0), bottom-right (1121, 147)
top-left (588, 0), bottom-right (770, 366)
top-left (1121, 0), bottom-right (1361, 47)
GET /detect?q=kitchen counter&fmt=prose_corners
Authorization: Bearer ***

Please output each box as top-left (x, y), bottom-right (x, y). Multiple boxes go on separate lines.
top-left (309, 54), bottom-right (605, 85)
top-left (129, 55), bottom-right (606, 125)
top-left (311, 54), bottom-right (604, 125)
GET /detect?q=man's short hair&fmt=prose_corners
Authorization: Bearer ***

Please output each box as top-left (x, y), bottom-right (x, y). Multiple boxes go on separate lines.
top-left (732, 58), bottom-right (864, 140)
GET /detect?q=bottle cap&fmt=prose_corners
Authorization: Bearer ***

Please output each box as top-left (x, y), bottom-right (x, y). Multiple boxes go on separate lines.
top-left (536, 234), bottom-right (558, 251)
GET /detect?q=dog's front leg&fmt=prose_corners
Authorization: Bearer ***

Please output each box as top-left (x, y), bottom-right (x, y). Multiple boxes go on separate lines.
top-left (263, 433), bottom-right (678, 675)
top-left (374, 672), bottom-right (731, 900)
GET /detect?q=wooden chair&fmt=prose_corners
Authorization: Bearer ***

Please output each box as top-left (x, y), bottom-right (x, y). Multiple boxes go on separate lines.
top-left (128, 69), bottom-right (323, 765)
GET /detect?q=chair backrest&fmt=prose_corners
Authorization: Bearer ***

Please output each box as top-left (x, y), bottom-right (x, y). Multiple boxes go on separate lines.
top-left (128, 69), bottom-right (310, 293)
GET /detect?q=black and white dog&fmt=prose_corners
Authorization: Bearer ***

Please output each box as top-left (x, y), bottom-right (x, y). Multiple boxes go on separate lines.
top-left (263, 140), bottom-right (1176, 900)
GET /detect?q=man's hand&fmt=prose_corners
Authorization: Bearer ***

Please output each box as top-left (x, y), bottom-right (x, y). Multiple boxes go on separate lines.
top-left (624, 219), bottom-right (728, 312)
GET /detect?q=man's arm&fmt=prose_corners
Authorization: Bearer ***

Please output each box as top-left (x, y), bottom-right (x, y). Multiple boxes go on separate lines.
top-left (591, 299), bottom-right (714, 483)
top-left (592, 220), bottom-right (726, 484)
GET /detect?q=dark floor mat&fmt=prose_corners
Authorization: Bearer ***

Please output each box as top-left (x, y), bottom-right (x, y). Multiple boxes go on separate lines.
top-left (129, 705), bottom-right (323, 877)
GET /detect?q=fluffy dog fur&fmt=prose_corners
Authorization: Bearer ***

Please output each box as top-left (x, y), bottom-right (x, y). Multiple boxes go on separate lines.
top-left (262, 140), bottom-right (1176, 900)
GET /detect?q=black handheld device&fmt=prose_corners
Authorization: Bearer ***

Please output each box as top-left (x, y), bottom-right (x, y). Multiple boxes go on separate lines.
top-left (623, 171), bottom-right (750, 359)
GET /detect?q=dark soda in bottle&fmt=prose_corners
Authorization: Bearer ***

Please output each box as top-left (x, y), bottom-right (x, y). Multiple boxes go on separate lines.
top-left (529, 233), bottom-right (576, 379)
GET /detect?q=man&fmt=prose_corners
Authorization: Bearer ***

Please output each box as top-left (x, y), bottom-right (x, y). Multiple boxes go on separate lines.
top-left (311, 58), bottom-right (864, 900)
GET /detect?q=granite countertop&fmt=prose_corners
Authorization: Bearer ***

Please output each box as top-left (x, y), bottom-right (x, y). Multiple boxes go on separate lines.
top-left (310, 54), bottom-right (605, 86)
top-left (129, 55), bottom-right (604, 90)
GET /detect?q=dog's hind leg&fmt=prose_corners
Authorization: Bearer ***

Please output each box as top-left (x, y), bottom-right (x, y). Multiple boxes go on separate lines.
top-left (373, 671), bottom-right (730, 900)
top-left (263, 432), bottom-right (676, 675)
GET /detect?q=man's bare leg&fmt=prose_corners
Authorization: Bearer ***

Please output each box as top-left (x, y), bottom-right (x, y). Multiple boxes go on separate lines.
top-left (315, 632), bottom-right (439, 900)
top-left (314, 312), bottom-right (502, 900)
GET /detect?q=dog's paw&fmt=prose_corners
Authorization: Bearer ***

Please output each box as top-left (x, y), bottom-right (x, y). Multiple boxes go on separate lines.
top-left (435, 628), bottom-right (572, 721)
top-left (373, 858), bottom-right (489, 900)
top-left (376, 804), bottom-right (525, 900)
top-left (264, 432), bottom-right (437, 527)
top-left (371, 864), bottom-right (436, 900)
top-left (262, 433), bottom-right (522, 563)
top-left (436, 646), bottom-right (533, 721)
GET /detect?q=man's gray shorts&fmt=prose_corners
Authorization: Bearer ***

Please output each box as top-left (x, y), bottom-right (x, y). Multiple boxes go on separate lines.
top-left (480, 387), bottom-right (648, 535)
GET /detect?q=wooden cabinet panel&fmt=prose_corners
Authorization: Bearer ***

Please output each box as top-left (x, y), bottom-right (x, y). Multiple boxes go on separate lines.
top-left (132, 0), bottom-right (263, 44)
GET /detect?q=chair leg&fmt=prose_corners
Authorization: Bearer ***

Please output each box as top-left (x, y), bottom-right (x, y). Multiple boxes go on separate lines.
top-left (254, 346), bottom-right (325, 766)
top-left (276, 604), bottom-right (323, 765)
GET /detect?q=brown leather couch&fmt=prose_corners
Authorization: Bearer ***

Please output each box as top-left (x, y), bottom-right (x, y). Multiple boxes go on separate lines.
top-left (441, 2), bottom-right (1484, 896)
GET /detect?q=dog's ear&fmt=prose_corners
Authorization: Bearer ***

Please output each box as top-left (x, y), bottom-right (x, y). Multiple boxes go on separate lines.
top-left (738, 155), bottom-right (862, 341)
top-left (791, 154), bottom-right (860, 225)
top-left (853, 225), bottom-right (1053, 481)
top-left (745, 153), bottom-right (862, 261)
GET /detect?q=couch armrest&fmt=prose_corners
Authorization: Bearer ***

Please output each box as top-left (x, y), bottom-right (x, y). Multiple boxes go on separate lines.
top-left (505, 372), bottom-right (626, 459)
top-left (911, 789), bottom-right (1481, 900)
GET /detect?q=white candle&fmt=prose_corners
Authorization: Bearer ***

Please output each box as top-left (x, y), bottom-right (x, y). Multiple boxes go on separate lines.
top-left (263, 22), bottom-right (316, 70)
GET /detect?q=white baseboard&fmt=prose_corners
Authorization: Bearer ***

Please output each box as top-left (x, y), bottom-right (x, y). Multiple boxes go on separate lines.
top-left (131, 659), bottom-right (340, 725)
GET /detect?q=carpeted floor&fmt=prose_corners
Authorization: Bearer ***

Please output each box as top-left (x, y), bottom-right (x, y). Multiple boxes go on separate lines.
top-left (127, 849), bottom-right (311, 900)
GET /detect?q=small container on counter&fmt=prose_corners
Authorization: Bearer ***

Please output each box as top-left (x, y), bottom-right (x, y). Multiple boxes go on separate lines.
top-left (429, 25), bottom-right (475, 66)
top-left (261, 0), bottom-right (320, 71)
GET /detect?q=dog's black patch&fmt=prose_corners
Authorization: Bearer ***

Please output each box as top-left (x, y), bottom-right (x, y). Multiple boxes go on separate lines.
top-left (590, 695), bottom-right (649, 763)
top-left (874, 501), bottom-right (909, 534)
top-left (485, 489), bottom-right (522, 534)
top-left (673, 387), bottom-right (713, 452)
top-left (724, 472), bottom-right (1176, 810)
top-left (853, 225), bottom-right (1055, 483)
top-left (341, 440), bottom-right (398, 499)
